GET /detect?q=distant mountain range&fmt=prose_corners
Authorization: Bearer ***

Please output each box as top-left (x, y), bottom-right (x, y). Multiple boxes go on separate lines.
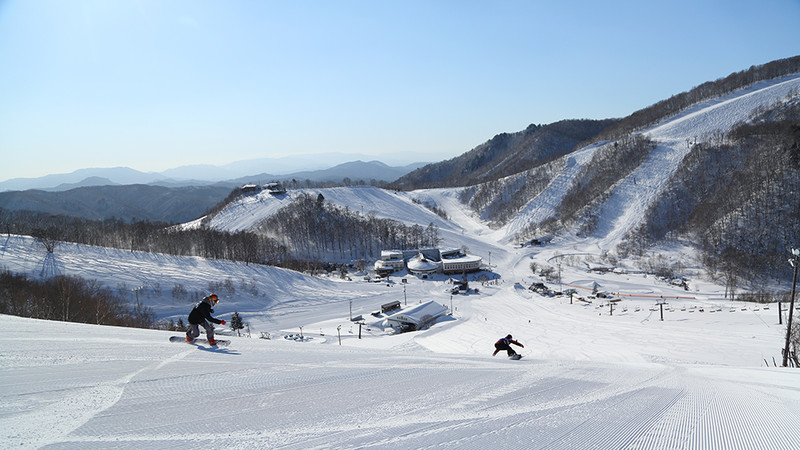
top-left (0, 155), bottom-right (432, 193)
top-left (0, 160), bottom-right (428, 223)
top-left (0, 184), bottom-right (233, 224)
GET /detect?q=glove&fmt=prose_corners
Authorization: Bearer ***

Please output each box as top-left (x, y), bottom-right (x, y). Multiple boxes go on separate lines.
top-left (220, 320), bottom-right (226, 325)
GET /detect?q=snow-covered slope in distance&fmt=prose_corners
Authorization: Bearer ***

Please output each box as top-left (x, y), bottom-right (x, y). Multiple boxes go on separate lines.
top-left (497, 73), bottom-right (800, 246)
top-left (198, 186), bottom-right (453, 234)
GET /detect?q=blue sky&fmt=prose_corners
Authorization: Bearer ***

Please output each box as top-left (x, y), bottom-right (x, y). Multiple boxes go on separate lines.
top-left (1, 0), bottom-right (798, 181)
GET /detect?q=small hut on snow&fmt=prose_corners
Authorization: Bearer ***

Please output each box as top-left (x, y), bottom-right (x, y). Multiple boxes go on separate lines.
top-left (385, 301), bottom-right (449, 332)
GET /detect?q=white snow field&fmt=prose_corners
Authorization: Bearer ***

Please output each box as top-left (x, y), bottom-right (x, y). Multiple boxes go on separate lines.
top-left (3, 74), bottom-right (800, 448)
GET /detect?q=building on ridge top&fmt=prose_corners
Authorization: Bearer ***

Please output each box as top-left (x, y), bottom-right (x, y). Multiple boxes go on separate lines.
top-left (264, 182), bottom-right (286, 194)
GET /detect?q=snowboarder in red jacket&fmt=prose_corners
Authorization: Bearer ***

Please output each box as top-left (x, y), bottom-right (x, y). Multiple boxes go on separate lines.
top-left (493, 334), bottom-right (524, 356)
top-left (186, 294), bottom-right (226, 345)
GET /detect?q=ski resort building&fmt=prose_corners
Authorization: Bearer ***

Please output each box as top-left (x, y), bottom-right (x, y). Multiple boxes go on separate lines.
top-left (374, 250), bottom-right (405, 276)
top-left (264, 182), bottom-right (286, 194)
top-left (385, 301), bottom-right (449, 332)
top-left (439, 249), bottom-right (482, 274)
top-left (406, 252), bottom-right (441, 275)
top-left (373, 248), bottom-right (482, 276)
top-left (241, 184), bottom-right (260, 194)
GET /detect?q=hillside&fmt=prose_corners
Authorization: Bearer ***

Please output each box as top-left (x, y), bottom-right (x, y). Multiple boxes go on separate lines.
top-left (456, 72), bottom-right (800, 285)
top-left (186, 68), bottom-right (800, 287)
top-left (391, 119), bottom-right (617, 190)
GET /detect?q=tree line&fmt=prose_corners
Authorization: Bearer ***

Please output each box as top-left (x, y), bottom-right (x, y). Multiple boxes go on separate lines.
top-left (1, 192), bottom-right (441, 268)
top-left (0, 208), bottom-right (289, 265)
top-left (0, 270), bottom-right (156, 328)
top-left (459, 160), bottom-right (564, 229)
top-left (593, 55), bottom-right (800, 142)
top-left (556, 135), bottom-right (654, 235)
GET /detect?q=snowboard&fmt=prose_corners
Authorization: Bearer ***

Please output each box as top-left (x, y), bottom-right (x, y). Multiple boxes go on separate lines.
top-left (509, 354), bottom-right (523, 360)
top-left (170, 336), bottom-right (230, 347)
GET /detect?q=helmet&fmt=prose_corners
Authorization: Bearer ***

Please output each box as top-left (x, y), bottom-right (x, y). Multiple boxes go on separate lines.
top-left (506, 334), bottom-right (513, 339)
top-left (208, 294), bottom-right (219, 304)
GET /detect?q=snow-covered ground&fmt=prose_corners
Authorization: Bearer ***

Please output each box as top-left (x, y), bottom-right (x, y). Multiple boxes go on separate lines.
top-left (3, 74), bottom-right (800, 448)
top-left (3, 216), bottom-right (799, 448)
top-left (5, 312), bottom-right (800, 449)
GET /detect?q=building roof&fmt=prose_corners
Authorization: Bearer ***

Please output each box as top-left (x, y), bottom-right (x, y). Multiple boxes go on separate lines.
top-left (440, 249), bottom-right (481, 264)
top-left (407, 253), bottom-right (440, 273)
top-left (441, 254), bottom-right (482, 264)
top-left (386, 301), bottom-right (448, 325)
top-left (380, 250), bottom-right (404, 259)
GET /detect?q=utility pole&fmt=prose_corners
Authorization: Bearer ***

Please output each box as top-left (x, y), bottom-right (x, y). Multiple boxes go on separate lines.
top-left (132, 286), bottom-right (144, 315)
top-left (557, 261), bottom-right (562, 293)
top-left (782, 249), bottom-right (799, 367)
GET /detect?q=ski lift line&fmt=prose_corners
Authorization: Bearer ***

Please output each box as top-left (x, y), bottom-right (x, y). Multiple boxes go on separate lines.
top-left (545, 252), bottom-right (596, 262)
top-left (561, 283), bottom-right (696, 299)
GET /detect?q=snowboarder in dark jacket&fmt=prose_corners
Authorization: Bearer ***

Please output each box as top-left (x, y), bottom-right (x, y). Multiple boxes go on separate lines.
top-left (186, 294), bottom-right (226, 345)
top-left (493, 334), bottom-right (524, 356)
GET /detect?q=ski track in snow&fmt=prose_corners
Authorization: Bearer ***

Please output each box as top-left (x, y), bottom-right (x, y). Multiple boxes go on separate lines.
top-left (4, 318), bottom-right (799, 449)
top-left (589, 73), bottom-right (800, 250)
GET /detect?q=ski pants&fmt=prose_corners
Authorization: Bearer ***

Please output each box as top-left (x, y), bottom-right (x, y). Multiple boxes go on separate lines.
top-left (187, 320), bottom-right (215, 340)
top-left (494, 342), bottom-right (516, 356)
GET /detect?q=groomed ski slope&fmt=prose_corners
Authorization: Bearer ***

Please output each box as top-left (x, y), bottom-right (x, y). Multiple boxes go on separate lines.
top-left (4, 312), bottom-right (800, 449)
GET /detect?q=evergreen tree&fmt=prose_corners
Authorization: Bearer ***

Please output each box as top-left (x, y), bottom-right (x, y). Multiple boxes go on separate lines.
top-left (230, 311), bottom-right (244, 336)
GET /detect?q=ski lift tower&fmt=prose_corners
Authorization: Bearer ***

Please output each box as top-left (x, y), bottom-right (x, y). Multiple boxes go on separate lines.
top-left (782, 249), bottom-right (799, 367)
top-left (656, 298), bottom-right (668, 321)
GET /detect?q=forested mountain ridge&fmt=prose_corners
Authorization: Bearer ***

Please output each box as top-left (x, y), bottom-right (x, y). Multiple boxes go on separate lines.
top-left (390, 119), bottom-right (617, 190)
top-left (625, 96), bottom-right (800, 286)
top-left (395, 56), bottom-right (800, 193)
top-left (594, 55), bottom-right (800, 142)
